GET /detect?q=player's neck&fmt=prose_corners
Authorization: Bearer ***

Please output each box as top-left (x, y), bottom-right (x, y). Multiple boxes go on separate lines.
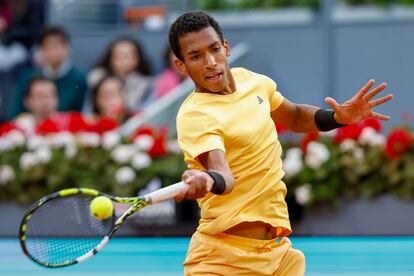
top-left (223, 69), bottom-right (236, 94)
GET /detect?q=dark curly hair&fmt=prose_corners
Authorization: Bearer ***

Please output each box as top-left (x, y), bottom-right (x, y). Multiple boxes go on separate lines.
top-left (168, 11), bottom-right (224, 61)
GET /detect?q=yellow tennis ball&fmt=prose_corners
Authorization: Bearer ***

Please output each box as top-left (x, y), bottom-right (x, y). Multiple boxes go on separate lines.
top-left (90, 196), bottom-right (113, 220)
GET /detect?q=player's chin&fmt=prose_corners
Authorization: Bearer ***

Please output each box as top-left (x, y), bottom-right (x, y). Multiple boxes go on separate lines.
top-left (203, 82), bottom-right (225, 93)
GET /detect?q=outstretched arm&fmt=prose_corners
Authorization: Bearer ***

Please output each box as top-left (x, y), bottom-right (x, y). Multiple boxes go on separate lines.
top-left (271, 79), bottom-right (393, 133)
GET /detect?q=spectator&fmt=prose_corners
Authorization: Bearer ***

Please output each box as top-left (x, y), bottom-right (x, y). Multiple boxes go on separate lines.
top-left (0, 38), bottom-right (27, 73)
top-left (8, 26), bottom-right (87, 120)
top-left (88, 37), bottom-right (152, 112)
top-left (90, 75), bottom-right (128, 124)
top-left (14, 76), bottom-right (57, 134)
top-left (0, 0), bottom-right (28, 74)
top-left (0, 0), bottom-right (12, 33)
top-left (15, 76), bottom-right (91, 135)
top-left (153, 45), bottom-right (187, 99)
top-left (2, 0), bottom-right (45, 50)
top-left (0, 0), bottom-right (26, 121)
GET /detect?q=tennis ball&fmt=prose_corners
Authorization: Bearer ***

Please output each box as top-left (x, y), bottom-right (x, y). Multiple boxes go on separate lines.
top-left (90, 196), bottom-right (113, 220)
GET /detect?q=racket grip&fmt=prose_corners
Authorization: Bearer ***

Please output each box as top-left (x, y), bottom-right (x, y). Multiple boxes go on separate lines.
top-left (145, 181), bottom-right (187, 204)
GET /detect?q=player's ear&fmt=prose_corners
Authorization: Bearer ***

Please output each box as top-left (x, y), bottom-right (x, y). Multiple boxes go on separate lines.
top-left (223, 40), bottom-right (231, 57)
top-left (174, 58), bottom-right (187, 74)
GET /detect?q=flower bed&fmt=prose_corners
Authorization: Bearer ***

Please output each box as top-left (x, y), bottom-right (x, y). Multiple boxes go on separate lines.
top-left (279, 117), bottom-right (414, 208)
top-left (0, 119), bottom-right (186, 204)
top-left (1, 114), bottom-right (413, 209)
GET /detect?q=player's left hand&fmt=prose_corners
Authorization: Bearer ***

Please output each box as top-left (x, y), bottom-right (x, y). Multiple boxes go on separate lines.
top-left (325, 79), bottom-right (393, 125)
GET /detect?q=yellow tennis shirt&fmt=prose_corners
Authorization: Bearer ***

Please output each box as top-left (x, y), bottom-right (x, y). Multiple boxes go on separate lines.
top-left (176, 67), bottom-right (291, 236)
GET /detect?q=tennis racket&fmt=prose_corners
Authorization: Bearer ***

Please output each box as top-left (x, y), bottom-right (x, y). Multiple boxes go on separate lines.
top-left (19, 182), bottom-right (187, 268)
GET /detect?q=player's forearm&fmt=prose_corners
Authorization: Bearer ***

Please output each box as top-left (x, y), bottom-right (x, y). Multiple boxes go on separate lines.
top-left (288, 104), bottom-right (320, 133)
top-left (198, 149), bottom-right (234, 195)
top-left (205, 169), bottom-right (234, 194)
top-left (223, 171), bottom-right (234, 194)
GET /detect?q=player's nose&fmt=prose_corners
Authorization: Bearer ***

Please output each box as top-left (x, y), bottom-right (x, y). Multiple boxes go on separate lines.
top-left (205, 53), bottom-right (217, 68)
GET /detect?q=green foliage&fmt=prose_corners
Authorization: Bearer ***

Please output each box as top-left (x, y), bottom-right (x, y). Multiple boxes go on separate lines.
top-left (200, 0), bottom-right (320, 10)
top-left (344, 0), bottom-right (414, 7)
top-left (199, 0), bottom-right (414, 10)
top-left (397, 0), bottom-right (414, 5)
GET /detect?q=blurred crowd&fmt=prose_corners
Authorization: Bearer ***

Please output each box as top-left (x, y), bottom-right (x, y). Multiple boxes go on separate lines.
top-left (0, 0), bottom-right (187, 136)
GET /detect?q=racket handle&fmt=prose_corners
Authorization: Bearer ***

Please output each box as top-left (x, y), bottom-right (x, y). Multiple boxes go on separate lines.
top-left (144, 181), bottom-right (187, 204)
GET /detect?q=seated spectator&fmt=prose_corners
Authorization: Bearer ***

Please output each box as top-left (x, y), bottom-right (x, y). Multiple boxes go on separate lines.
top-left (2, 0), bottom-right (45, 50)
top-left (153, 46), bottom-right (187, 99)
top-left (14, 76), bottom-right (57, 134)
top-left (1, 0), bottom-right (46, 77)
top-left (0, 0), bottom-right (12, 36)
top-left (88, 37), bottom-right (153, 112)
top-left (8, 26), bottom-right (87, 120)
top-left (90, 75), bottom-right (128, 124)
top-left (0, 0), bottom-right (28, 122)
top-left (14, 76), bottom-right (91, 135)
top-left (0, 36), bottom-right (27, 73)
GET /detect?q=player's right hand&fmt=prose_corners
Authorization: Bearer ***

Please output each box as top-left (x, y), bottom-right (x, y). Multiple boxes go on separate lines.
top-left (175, 170), bottom-right (214, 202)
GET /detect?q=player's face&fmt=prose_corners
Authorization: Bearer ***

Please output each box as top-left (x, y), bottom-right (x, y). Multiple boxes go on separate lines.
top-left (175, 27), bottom-right (232, 94)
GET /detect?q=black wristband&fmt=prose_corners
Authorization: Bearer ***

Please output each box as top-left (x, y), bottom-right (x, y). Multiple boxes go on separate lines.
top-left (204, 170), bottom-right (226, 195)
top-left (314, 109), bottom-right (346, 132)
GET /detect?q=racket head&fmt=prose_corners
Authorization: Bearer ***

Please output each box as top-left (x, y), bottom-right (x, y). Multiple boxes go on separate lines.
top-left (18, 183), bottom-right (184, 268)
top-left (19, 188), bottom-right (120, 268)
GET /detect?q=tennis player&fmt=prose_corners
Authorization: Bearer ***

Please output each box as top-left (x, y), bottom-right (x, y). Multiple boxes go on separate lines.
top-left (170, 11), bottom-right (393, 275)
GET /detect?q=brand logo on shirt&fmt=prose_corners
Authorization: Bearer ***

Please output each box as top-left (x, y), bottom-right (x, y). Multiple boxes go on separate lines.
top-left (257, 96), bottom-right (263, 104)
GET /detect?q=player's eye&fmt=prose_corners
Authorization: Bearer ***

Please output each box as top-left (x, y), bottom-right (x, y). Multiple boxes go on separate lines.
top-left (191, 55), bottom-right (199, 61)
top-left (213, 47), bottom-right (220, 52)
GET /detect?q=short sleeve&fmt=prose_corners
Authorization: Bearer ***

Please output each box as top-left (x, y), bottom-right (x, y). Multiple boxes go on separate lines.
top-left (177, 109), bottom-right (225, 169)
top-left (257, 74), bottom-right (284, 111)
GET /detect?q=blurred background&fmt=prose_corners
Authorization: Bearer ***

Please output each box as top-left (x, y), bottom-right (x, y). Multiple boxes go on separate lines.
top-left (1, 0), bottom-right (414, 274)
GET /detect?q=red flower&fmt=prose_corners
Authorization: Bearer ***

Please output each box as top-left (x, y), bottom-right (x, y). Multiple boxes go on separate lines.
top-left (129, 125), bottom-right (169, 156)
top-left (334, 124), bottom-right (362, 143)
top-left (88, 117), bottom-right (119, 134)
top-left (0, 122), bottom-right (21, 136)
top-left (67, 112), bottom-right (90, 133)
top-left (148, 126), bottom-right (168, 157)
top-left (301, 132), bottom-right (319, 153)
top-left (35, 112), bottom-right (90, 134)
top-left (129, 125), bottom-right (155, 141)
top-left (36, 118), bottom-right (59, 134)
top-left (275, 122), bottom-right (288, 135)
top-left (385, 128), bottom-right (412, 159)
top-left (359, 117), bottom-right (382, 132)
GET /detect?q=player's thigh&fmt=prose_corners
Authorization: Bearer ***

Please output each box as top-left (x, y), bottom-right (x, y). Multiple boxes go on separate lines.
top-left (274, 247), bottom-right (306, 276)
top-left (183, 233), bottom-right (220, 275)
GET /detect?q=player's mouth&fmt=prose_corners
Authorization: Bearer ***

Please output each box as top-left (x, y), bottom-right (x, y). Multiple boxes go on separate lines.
top-left (205, 72), bottom-right (223, 83)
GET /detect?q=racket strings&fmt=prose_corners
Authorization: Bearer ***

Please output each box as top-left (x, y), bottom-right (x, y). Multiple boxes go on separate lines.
top-left (23, 194), bottom-right (115, 265)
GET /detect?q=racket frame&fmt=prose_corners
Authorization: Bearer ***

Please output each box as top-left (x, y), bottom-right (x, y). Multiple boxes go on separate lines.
top-left (19, 182), bottom-right (186, 268)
